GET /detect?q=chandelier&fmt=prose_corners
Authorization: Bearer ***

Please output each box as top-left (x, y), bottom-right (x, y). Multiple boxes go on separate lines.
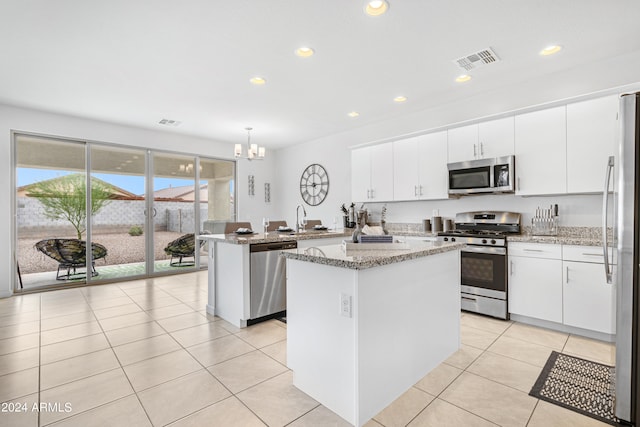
top-left (234, 127), bottom-right (265, 160)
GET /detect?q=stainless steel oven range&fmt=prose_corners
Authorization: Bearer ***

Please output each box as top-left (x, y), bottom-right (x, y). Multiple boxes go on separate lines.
top-left (437, 211), bottom-right (521, 320)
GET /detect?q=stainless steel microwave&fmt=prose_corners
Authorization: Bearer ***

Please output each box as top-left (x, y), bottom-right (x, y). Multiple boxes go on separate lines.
top-left (447, 155), bottom-right (515, 196)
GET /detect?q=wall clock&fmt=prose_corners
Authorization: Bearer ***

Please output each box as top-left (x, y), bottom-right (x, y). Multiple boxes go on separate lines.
top-left (300, 163), bottom-right (329, 206)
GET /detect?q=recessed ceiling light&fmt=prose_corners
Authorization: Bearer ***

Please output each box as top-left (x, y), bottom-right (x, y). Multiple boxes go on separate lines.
top-left (348, 111), bottom-right (360, 118)
top-left (365, 0), bottom-right (389, 16)
top-left (540, 45), bottom-right (562, 56)
top-left (250, 77), bottom-right (266, 85)
top-left (295, 47), bottom-right (315, 58)
top-left (393, 96), bottom-right (407, 103)
top-left (455, 74), bottom-right (472, 83)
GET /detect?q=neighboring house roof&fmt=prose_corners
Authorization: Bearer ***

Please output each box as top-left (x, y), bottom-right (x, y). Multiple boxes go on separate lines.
top-left (151, 184), bottom-right (208, 202)
top-left (17, 174), bottom-right (140, 200)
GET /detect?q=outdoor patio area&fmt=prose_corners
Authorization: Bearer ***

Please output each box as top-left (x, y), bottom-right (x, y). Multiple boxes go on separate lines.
top-left (17, 231), bottom-right (207, 290)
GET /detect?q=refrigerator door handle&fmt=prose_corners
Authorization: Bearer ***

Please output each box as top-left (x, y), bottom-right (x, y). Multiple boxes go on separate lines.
top-left (602, 156), bottom-right (615, 284)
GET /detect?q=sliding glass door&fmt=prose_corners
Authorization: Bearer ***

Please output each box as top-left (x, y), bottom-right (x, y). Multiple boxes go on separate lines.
top-left (15, 134), bottom-right (88, 290)
top-left (151, 152), bottom-right (198, 273)
top-left (14, 133), bottom-right (235, 291)
top-left (90, 145), bottom-right (147, 281)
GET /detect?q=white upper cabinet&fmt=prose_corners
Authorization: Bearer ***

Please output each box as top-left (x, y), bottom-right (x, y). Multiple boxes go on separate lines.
top-left (515, 106), bottom-right (567, 195)
top-left (351, 143), bottom-right (394, 202)
top-left (354, 94), bottom-right (620, 201)
top-left (566, 95), bottom-right (619, 193)
top-left (370, 143), bottom-right (394, 201)
top-left (394, 132), bottom-right (448, 201)
top-left (351, 146), bottom-right (371, 202)
top-left (447, 124), bottom-right (478, 163)
top-left (478, 116), bottom-right (515, 159)
top-left (447, 117), bottom-right (514, 163)
top-left (418, 132), bottom-right (449, 200)
top-left (393, 137), bottom-right (420, 201)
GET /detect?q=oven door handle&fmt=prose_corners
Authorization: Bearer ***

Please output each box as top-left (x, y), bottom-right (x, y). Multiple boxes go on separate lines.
top-left (461, 246), bottom-right (506, 255)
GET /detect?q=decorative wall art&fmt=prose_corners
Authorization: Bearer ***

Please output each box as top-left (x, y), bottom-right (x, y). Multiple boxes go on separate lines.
top-left (248, 175), bottom-right (255, 196)
top-left (264, 182), bottom-right (271, 203)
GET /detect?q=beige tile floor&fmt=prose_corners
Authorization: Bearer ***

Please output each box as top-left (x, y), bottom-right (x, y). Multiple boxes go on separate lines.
top-left (0, 271), bottom-right (616, 426)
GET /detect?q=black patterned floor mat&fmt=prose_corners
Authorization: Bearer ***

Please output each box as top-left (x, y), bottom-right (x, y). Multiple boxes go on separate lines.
top-left (530, 351), bottom-right (621, 425)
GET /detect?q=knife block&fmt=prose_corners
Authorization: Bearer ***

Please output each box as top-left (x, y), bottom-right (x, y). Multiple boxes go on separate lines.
top-left (531, 216), bottom-right (558, 236)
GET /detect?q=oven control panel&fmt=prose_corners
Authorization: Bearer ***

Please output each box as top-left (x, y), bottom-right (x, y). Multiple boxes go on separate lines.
top-left (438, 235), bottom-right (505, 247)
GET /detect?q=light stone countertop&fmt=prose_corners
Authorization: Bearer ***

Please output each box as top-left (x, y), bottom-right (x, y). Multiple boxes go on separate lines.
top-left (280, 240), bottom-right (465, 270)
top-left (508, 234), bottom-right (603, 246)
top-left (197, 229), bottom-right (352, 245)
top-left (508, 226), bottom-right (610, 247)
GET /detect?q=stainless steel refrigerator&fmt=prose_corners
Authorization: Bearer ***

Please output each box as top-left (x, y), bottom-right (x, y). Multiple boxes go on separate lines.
top-left (604, 91), bottom-right (640, 424)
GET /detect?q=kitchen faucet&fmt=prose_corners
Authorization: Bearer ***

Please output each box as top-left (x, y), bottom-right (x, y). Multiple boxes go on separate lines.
top-left (296, 204), bottom-right (307, 232)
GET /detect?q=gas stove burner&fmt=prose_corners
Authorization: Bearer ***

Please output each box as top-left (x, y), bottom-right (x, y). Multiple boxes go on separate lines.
top-left (438, 230), bottom-right (506, 238)
top-left (437, 211), bottom-right (521, 247)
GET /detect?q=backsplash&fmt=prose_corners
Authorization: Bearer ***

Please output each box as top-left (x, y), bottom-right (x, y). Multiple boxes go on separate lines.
top-left (372, 222), bottom-right (613, 241)
top-left (521, 226), bottom-right (614, 241)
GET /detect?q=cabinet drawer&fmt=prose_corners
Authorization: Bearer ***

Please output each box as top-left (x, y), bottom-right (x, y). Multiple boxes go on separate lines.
top-left (562, 245), bottom-right (604, 263)
top-left (508, 242), bottom-right (561, 259)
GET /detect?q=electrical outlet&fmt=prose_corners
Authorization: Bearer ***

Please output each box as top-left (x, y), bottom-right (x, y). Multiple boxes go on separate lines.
top-left (340, 293), bottom-right (352, 318)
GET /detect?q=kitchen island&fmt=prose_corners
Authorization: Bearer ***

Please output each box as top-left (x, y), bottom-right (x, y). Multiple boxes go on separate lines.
top-left (281, 240), bottom-right (464, 426)
top-left (198, 230), bottom-right (351, 328)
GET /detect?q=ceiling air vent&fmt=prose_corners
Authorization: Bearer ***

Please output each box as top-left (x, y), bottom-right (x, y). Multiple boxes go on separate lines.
top-left (454, 47), bottom-right (500, 71)
top-left (158, 118), bottom-right (182, 127)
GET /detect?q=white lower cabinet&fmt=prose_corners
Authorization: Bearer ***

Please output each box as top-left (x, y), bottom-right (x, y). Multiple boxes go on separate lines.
top-left (509, 242), bottom-right (616, 335)
top-left (508, 247), bottom-right (563, 323)
top-left (562, 246), bottom-right (616, 334)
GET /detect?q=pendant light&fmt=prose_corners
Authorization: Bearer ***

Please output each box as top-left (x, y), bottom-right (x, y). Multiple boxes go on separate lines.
top-left (234, 127), bottom-right (265, 160)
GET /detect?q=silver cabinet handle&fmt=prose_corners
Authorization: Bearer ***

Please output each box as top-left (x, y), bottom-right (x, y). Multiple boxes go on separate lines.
top-left (602, 156), bottom-right (614, 284)
top-left (566, 266), bottom-right (569, 283)
top-left (480, 142), bottom-right (484, 157)
top-left (462, 296), bottom-right (477, 302)
top-left (523, 249), bottom-right (544, 252)
top-left (581, 253), bottom-right (602, 257)
top-left (419, 185), bottom-right (423, 196)
top-left (370, 189), bottom-right (375, 199)
top-left (414, 185), bottom-right (418, 196)
top-left (366, 189), bottom-right (371, 199)
top-left (518, 177), bottom-right (521, 191)
top-left (473, 144), bottom-right (477, 158)
top-left (510, 260), bottom-right (514, 275)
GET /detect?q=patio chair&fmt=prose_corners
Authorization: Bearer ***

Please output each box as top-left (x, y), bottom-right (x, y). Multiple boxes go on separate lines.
top-left (35, 238), bottom-right (108, 280)
top-left (164, 231), bottom-right (210, 266)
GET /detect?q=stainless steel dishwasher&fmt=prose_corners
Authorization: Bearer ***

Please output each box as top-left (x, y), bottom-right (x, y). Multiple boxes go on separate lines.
top-left (249, 241), bottom-right (297, 321)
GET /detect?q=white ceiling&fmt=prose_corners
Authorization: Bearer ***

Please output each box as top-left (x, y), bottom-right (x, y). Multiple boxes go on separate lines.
top-left (1, 0), bottom-right (639, 149)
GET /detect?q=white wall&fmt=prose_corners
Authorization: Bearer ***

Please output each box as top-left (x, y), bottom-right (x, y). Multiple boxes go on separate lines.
top-left (274, 51), bottom-right (640, 227)
top-left (0, 104), bottom-right (276, 297)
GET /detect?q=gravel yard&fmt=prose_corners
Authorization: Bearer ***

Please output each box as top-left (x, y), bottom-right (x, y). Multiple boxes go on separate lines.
top-left (18, 231), bottom-right (187, 274)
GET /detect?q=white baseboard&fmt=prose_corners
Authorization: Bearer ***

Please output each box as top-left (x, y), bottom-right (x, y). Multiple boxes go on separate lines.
top-left (510, 313), bottom-right (615, 343)
top-left (0, 289), bottom-right (14, 299)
